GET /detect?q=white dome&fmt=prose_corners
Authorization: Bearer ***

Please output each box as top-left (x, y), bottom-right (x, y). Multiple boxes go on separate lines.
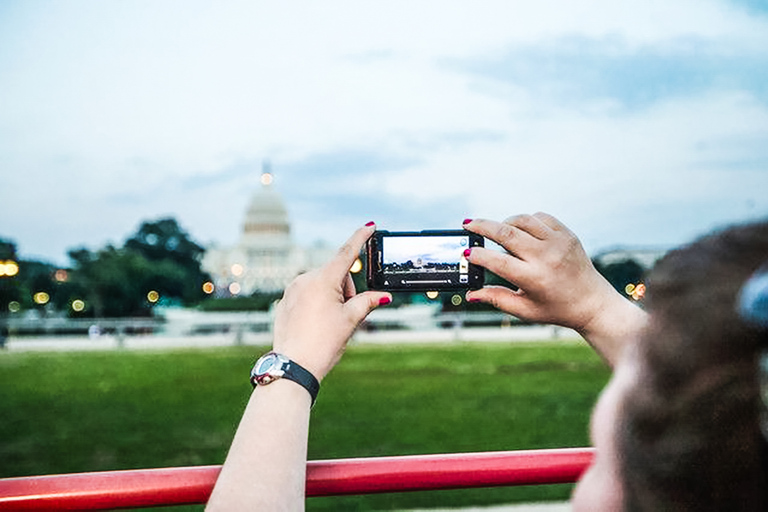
top-left (243, 175), bottom-right (289, 233)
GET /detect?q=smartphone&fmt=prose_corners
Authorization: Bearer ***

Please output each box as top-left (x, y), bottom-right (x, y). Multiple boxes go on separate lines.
top-left (366, 230), bottom-right (485, 292)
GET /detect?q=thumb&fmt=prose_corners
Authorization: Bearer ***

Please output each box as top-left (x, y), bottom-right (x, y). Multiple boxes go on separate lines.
top-left (344, 291), bottom-right (392, 324)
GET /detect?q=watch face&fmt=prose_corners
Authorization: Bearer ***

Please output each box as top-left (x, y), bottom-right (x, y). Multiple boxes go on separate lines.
top-left (257, 354), bottom-right (276, 375)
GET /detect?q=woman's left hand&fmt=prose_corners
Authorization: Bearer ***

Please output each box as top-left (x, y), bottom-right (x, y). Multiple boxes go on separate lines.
top-left (271, 222), bottom-right (392, 382)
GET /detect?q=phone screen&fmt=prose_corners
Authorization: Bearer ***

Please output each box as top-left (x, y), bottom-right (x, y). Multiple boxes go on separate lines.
top-left (367, 230), bottom-right (484, 291)
top-left (383, 235), bottom-right (469, 287)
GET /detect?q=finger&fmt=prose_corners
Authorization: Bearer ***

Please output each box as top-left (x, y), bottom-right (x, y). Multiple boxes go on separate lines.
top-left (463, 218), bottom-right (538, 257)
top-left (532, 212), bottom-right (569, 233)
top-left (466, 286), bottom-right (533, 319)
top-left (324, 222), bottom-right (376, 281)
top-left (342, 272), bottom-right (357, 301)
top-left (344, 291), bottom-right (392, 325)
top-left (502, 214), bottom-right (553, 240)
top-left (466, 246), bottom-right (536, 289)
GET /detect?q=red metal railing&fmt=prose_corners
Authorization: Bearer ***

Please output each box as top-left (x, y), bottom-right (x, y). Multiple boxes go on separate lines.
top-left (0, 448), bottom-right (594, 510)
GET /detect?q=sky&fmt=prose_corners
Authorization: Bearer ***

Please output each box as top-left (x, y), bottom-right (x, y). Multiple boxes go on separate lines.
top-left (384, 236), bottom-right (468, 265)
top-left (1, 0), bottom-right (767, 266)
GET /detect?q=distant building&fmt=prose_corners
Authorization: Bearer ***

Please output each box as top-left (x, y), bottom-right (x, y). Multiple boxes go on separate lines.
top-left (202, 164), bottom-right (335, 296)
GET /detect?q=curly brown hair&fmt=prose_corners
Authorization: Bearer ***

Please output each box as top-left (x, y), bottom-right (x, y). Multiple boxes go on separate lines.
top-left (619, 220), bottom-right (768, 511)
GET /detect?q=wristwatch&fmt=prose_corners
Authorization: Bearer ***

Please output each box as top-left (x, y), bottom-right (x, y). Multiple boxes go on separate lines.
top-left (250, 352), bottom-right (320, 406)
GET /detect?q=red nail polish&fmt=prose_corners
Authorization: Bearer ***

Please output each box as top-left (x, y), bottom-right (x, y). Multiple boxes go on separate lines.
top-left (365, 221), bottom-right (375, 227)
top-left (468, 297), bottom-right (481, 303)
top-left (462, 218), bottom-right (472, 225)
top-left (379, 296), bottom-right (391, 306)
top-left (463, 248), bottom-right (471, 258)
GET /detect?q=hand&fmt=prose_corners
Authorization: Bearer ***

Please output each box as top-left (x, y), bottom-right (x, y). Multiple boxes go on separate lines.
top-left (463, 213), bottom-right (621, 334)
top-left (271, 223), bottom-right (392, 381)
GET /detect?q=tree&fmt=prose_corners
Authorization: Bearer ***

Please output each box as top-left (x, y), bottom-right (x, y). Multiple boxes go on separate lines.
top-left (64, 217), bottom-right (211, 317)
top-left (0, 239), bottom-right (21, 311)
top-left (68, 245), bottom-right (190, 317)
top-left (0, 239), bottom-right (16, 261)
top-left (124, 218), bottom-right (210, 304)
top-left (0, 238), bottom-right (77, 314)
top-left (125, 218), bottom-right (204, 271)
top-left (69, 246), bottom-right (139, 317)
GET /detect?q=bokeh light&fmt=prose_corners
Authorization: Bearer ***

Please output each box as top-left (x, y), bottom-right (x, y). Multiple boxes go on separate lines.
top-left (33, 292), bottom-right (50, 305)
top-left (0, 260), bottom-right (19, 277)
top-left (202, 281), bottom-right (215, 294)
top-left (425, 291), bottom-right (439, 300)
top-left (625, 283), bottom-right (636, 295)
top-left (229, 282), bottom-right (241, 295)
top-left (8, 301), bottom-right (20, 313)
top-left (260, 172), bottom-right (273, 186)
top-left (451, 294), bottom-right (463, 306)
top-left (147, 290), bottom-right (160, 303)
top-left (71, 299), bottom-right (85, 312)
top-left (54, 269), bottom-right (68, 282)
top-left (349, 258), bottom-right (363, 274)
top-left (231, 263), bottom-right (244, 276)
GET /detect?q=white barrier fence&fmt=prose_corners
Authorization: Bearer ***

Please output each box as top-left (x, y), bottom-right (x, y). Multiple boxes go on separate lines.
top-left (0, 307), bottom-right (579, 351)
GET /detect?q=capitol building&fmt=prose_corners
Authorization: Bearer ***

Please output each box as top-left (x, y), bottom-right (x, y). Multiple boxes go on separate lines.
top-left (201, 166), bottom-right (335, 296)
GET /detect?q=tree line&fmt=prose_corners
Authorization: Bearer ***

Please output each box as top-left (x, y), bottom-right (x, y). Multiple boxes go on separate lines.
top-left (1, 218), bottom-right (648, 318)
top-left (0, 218), bottom-right (211, 318)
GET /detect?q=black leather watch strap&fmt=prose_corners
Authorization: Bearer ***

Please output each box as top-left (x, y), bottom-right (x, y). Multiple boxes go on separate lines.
top-left (251, 352), bottom-right (320, 406)
top-left (281, 359), bottom-right (320, 406)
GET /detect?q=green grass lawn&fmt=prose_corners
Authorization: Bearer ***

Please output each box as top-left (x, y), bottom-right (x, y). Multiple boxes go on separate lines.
top-left (0, 341), bottom-right (610, 511)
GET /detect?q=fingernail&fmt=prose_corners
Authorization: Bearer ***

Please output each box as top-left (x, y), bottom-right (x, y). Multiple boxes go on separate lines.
top-left (468, 297), bottom-right (481, 303)
top-left (365, 221), bottom-right (376, 227)
top-left (462, 218), bottom-right (472, 225)
top-left (379, 296), bottom-right (391, 306)
top-left (463, 248), bottom-right (471, 258)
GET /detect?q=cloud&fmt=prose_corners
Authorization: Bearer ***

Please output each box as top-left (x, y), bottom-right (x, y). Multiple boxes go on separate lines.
top-left (272, 149), bottom-right (471, 244)
top-left (1, 1), bottom-right (767, 264)
top-left (728, 0), bottom-right (768, 16)
top-left (450, 36), bottom-right (768, 110)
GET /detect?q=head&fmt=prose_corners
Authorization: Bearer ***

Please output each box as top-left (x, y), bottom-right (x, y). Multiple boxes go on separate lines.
top-left (575, 219), bottom-right (768, 511)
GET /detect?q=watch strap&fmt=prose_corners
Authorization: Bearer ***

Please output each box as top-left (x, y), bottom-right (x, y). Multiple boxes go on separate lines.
top-left (251, 352), bottom-right (320, 406)
top-left (281, 358), bottom-right (320, 406)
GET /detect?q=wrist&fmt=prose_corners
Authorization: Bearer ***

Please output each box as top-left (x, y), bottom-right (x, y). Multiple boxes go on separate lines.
top-left (272, 352), bottom-right (326, 384)
top-left (273, 340), bottom-right (339, 383)
top-left (252, 377), bottom-right (313, 406)
top-left (576, 286), bottom-right (648, 366)
top-left (251, 352), bottom-right (321, 406)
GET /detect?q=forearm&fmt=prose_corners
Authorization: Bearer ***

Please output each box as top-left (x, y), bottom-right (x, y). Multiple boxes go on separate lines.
top-left (206, 223), bottom-right (389, 510)
top-left (206, 380), bottom-right (312, 511)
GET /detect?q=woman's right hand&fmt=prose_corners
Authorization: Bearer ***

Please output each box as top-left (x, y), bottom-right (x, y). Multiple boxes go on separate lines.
top-left (464, 213), bottom-right (646, 365)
